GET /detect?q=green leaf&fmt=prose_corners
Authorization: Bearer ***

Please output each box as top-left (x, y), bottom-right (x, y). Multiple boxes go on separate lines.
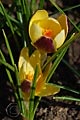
top-left (46, 45), bottom-right (69, 83)
top-left (0, 58), bottom-right (15, 72)
top-left (39, 0), bottom-right (44, 9)
top-left (2, 29), bottom-right (15, 65)
top-left (62, 59), bottom-right (80, 78)
top-left (0, 2), bottom-right (14, 34)
top-left (0, 2), bottom-right (20, 50)
top-left (53, 83), bottom-right (80, 95)
top-left (53, 96), bottom-right (80, 102)
top-left (0, 50), bottom-right (13, 83)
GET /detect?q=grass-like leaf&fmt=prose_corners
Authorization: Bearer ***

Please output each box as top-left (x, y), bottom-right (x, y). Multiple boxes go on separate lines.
top-left (17, 0), bottom-right (31, 47)
top-left (0, 2), bottom-right (20, 50)
top-left (0, 50), bottom-right (14, 84)
top-left (63, 4), bottom-right (80, 12)
top-left (53, 96), bottom-right (80, 102)
top-left (62, 59), bottom-right (80, 78)
top-left (0, 58), bottom-right (15, 72)
top-left (14, 65), bottom-right (27, 116)
top-left (2, 29), bottom-right (15, 65)
top-left (53, 83), bottom-right (80, 95)
top-left (0, 1), bottom-right (14, 34)
top-left (30, 0), bottom-right (37, 14)
top-left (20, 0), bottom-right (30, 21)
top-left (47, 45), bottom-right (69, 83)
top-left (0, 50), bottom-right (20, 104)
top-left (39, 0), bottom-right (45, 9)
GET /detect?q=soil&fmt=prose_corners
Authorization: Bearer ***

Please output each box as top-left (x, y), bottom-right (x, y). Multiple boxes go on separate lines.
top-left (0, 0), bottom-right (80, 120)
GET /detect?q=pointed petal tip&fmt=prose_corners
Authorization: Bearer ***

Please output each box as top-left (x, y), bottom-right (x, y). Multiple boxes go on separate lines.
top-left (54, 29), bottom-right (65, 49)
top-left (36, 83), bottom-right (60, 97)
top-left (58, 14), bottom-right (68, 36)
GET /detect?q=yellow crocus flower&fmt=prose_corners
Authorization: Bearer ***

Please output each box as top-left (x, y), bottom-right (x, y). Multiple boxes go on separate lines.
top-left (29, 10), bottom-right (68, 53)
top-left (18, 47), bottom-right (60, 100)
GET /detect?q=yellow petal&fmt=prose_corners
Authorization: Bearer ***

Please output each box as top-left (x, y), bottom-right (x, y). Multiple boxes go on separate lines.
top-left (18, 47), bottom-right (34, 82)
top-left (58, 14), bottom-right (68, 37)
top-left (39, 18), bottom-right (61, 38)
top-left (36, 83), bottom-right (60, 96)
top-left (29, 23), bottom-right (42, 42)
top-left (30, 50), bottom-right (41, 68)
top-left (36, 74), bottom-right (44, 95)
top-left (54, 29), bottom-right (65, 49)
top-left (19, 63), bottom-right (27, 82)
top-left (29, 10), bottom-right (48, 29)
top-left (36, 58), bottom-right (52, 95)
top-left (18, 47), bottom-right (29, 71)
top-left (36, 62), bottom-right (52, 95)
top-left (19, 61), bottom-right (34, 83)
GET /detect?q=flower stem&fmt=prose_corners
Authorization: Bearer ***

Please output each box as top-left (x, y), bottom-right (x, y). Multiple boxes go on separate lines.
top-left (29, 65), bottom-right (39, 120)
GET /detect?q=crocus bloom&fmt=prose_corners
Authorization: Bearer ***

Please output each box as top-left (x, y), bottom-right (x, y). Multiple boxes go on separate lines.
top-left (18, 47), bottom-right (60, 100)
top-left (29, 10), bottom-right (68, 53)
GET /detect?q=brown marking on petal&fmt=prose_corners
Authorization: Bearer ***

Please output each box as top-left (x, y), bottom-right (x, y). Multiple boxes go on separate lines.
top-left (34, 36), bottom-right (56, 53)
top-left (21, 80), bottom-right (31, 93)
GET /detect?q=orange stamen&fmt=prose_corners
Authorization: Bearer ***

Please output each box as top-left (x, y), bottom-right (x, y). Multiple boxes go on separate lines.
top-left (43, 29), bottom-right (52, 37)
top-left (26, 74), bottom-right (33, 81)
